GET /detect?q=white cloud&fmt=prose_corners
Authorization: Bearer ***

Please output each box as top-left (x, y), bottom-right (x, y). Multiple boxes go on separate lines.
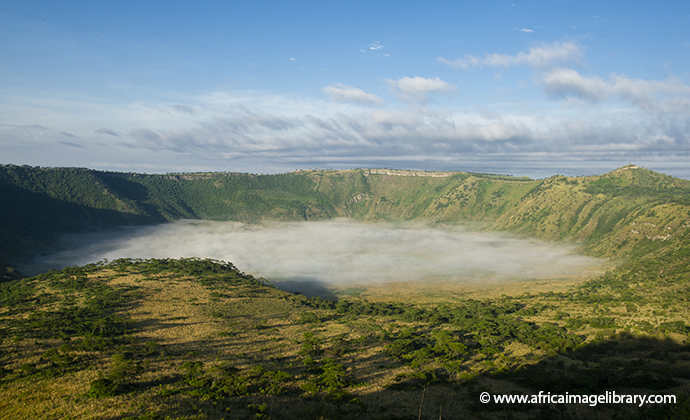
top-left (322, 83), bottom-right (383, 104)
top-left (438, 41), bottom-right (582, 70)
top-left (28, 220), bottom-right (600, 285)
top-left (515, 27), bottom-right (534, 33)
top-left (540, 68), bottom-right (609, 102)
top-left (540, 68), bottom-right (690, 110)
top-left (386, 76), bottom-right (457, 102)
top-left (2, 88), bottom-right (689, 179)
top-left (369, 41), bottom-right (384, 51)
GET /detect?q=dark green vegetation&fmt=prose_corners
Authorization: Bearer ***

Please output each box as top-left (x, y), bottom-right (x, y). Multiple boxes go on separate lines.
top-left (1, 163), bottom-right (690, 418)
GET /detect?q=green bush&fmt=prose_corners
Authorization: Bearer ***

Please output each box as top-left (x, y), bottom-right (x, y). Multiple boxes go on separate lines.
top-left (109, 353), bottom-right (143, 384)
top-left (299, 333), bottom-right (323, 357)
top-left (298, 312), bottom-right (321, 324)
top-left (87, 378), bottom-right (117, 398)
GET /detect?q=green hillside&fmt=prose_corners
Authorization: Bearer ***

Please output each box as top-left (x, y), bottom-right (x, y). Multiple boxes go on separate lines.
top-left (2, 164), bottom-right (689, 265)
top-left (3, 163), bottom-right (690, 306)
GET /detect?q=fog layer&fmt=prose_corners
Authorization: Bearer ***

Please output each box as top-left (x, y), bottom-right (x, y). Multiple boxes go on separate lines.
top-left (26, 219), bottom-right (601, 290)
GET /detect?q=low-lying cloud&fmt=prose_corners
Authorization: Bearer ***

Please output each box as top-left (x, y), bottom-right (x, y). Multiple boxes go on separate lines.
top-left (27, 220), bottom-right (601, 292)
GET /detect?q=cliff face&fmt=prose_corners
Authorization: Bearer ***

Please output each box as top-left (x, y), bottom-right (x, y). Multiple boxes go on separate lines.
top-left (364, 168), bottom-right (457, 177)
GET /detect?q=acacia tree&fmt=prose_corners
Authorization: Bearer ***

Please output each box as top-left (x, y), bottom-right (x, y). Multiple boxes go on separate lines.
top-left (431, 330), bottom-right (467, 381)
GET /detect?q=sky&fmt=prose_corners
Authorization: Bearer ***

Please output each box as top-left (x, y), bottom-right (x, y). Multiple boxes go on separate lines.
top-left (1, 1), bottom-right (689, 179)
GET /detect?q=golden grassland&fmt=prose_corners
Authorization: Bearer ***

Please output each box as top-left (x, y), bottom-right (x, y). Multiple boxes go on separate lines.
top-left (1, 269), bottom-right (467, 418)
top-left (2, 259), bottom-right (690, 419)
top-left (330, 270), bottom-right (610, 304)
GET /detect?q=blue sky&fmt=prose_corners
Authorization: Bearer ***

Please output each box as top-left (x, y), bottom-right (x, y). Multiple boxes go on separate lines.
top-left (1, 1), bottom-right (689, 178)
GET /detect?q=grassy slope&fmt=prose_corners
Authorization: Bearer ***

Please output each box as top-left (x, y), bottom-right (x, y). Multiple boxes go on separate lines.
top-left (1, 259), bottom-right (688, 420)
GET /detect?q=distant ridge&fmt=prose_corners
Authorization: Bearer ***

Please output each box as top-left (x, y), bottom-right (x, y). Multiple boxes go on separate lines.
top-left (365, 168), bottom-right (459, 177)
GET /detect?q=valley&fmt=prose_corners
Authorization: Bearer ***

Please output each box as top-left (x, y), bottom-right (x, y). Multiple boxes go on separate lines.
top-left (1, 164), bottom-right (689, 419)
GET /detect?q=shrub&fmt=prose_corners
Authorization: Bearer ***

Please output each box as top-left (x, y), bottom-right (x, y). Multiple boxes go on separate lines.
top-left (298, 312), bottom-right (321, 324)
top-left (109, 352), bottom-right (143, 383)
top-left (88, 378), bottom-right (117, 398)
top-left (299, 333), bottom-right (323, 357)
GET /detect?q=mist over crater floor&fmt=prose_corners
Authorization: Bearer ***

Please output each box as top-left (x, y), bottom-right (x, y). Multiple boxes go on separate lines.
top-left (24, 219), bottom-right (606, 295)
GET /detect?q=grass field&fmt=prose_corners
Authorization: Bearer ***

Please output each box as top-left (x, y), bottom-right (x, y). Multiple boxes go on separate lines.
top-left (2, 258), bottom-right (688, 419)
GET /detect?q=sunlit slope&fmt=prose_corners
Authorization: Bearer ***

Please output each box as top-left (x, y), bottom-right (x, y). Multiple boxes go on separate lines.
top-left (2, 258), bottom-right (687, 419)
top-left (2, 164), bottom-right (690, 265)
top-left (320, 166), bottom-right (690, 259)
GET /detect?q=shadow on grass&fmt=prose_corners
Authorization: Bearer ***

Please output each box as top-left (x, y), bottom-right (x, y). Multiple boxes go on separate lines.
top-left (271, 277), bottom-right (340, 300)
top-left (94, 334), bottom-right (689, 420)
top-left (463, 333), bottom-right (690, 420)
